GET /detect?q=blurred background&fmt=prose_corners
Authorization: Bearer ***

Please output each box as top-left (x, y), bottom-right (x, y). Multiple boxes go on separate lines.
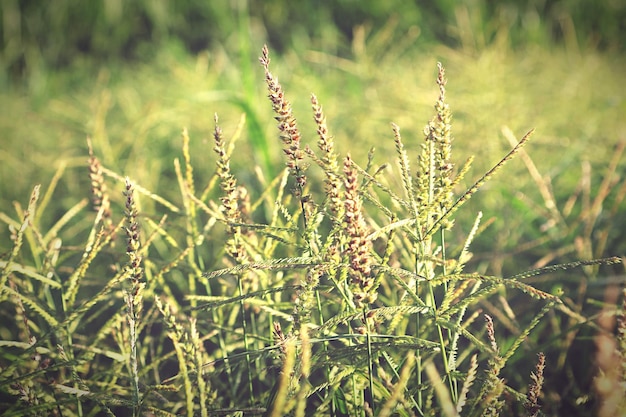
top-left (1, 0), bottom-right (625, 84)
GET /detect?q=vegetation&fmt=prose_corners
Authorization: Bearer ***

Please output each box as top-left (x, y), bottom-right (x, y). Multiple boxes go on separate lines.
top-left (1, 39), bottom-right (624, 415)
top-left (1, 2), bottom-right (625, 416)
top-left (2, 0), bottom-right (625, 86)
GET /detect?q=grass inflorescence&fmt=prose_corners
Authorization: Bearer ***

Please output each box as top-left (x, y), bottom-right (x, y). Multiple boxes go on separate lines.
top-left (0, 45), bottom-right (623, 417)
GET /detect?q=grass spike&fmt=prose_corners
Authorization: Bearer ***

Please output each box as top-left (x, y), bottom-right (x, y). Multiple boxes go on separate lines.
top-left (508, 256), bottom-right (622, 280)
top-left (502, 301), bottom-right (556, 364)
top-left (34, 161), bottom-right (67, 227)
top-left (3, 284), bottom-right (58, 327)
top-left (260, 44), bottom-right (308, 228)
top-left (456, 353), bottom-right (478, 414)
top-left (425, 128), bottom-right (535, 238)
top-left (524, 352), bottom-right (546, 417)
top-left (392, 122), bottom-right (418, 219)
top-left (123, 177), bottom-right (145, 416)
top-left (1, 185), bottom-right (40, 298)
top-left (64, 226), bottom-right (107, 307)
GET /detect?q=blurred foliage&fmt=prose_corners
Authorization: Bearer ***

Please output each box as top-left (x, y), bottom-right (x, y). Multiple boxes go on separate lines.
top-left (1, 0), bottom-right (625, 86)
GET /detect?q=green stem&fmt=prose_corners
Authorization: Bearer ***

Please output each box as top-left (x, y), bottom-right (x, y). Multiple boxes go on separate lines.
top-left (238, 275), bottom-right (255, 402)
top-left (365, 310), bottom-right (375, 414)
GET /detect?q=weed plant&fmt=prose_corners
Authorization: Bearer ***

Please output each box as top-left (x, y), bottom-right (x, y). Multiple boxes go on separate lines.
top-left (0, 46), bottom-right (623, 416)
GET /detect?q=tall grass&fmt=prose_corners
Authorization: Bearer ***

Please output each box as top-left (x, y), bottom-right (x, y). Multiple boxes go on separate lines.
top-left (0, 45), bottom-right (623, 416)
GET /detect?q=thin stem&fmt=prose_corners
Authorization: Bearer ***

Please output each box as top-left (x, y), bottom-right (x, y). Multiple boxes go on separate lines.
top-left (365, 309), bottom-right (375, 414)
top-left (237, 274), bottom-right (255, 402)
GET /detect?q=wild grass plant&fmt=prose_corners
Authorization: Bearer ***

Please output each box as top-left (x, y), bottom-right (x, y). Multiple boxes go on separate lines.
top-left (0, 45), bottom-right (624, 416)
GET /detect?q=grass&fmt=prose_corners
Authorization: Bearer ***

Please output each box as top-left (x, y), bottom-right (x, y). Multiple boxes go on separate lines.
top-left (0, 33), bottom-right (625, 416)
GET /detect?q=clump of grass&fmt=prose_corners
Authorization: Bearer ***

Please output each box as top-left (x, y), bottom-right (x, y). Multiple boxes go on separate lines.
top-left (0, 45), bottom-right (623, 416)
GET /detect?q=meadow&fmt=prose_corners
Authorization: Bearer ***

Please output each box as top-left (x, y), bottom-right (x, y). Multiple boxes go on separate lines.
top-left (0, 3), bottom-right (625, 416)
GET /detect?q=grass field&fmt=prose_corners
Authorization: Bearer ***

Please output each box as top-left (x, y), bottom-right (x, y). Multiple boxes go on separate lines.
top-left (0, 13), bottom-right (625, 417)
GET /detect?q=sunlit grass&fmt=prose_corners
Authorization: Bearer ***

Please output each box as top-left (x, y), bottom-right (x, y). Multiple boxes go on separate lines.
top-left (0, 36), bottom-right (624, 416)
top-left (2, 39), bottom-right (624, 259)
